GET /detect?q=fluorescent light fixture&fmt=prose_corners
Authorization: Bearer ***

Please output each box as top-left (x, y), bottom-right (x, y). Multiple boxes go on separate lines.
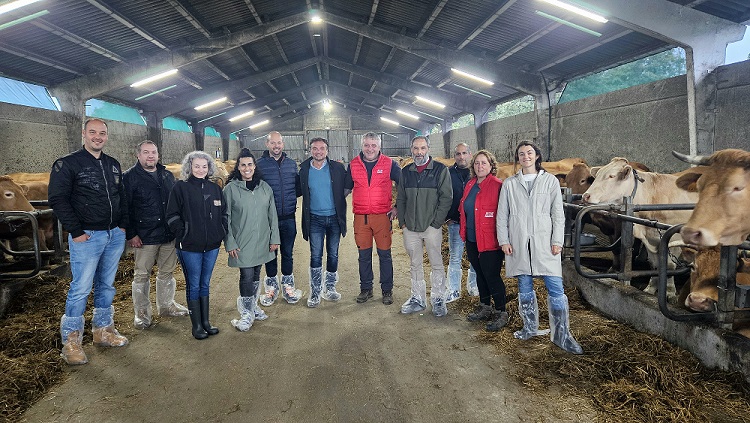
top-left (414, 96), bottom-right (446, 109)
top-left (396, 110), bottom-right (419, 120)
top-left (0, 0), bottom-right (43, 16)
top-left (535, 11), bottom-right (601, 36)
top-left (322, 99), bottom-right (332, 111)
top-left (130, 69), bottom-right (178, 87)
top-left (539, 0), bottom-right (607, 23)
top-left (313, 33), bottom-right (321, 37)
top-left (249, 119), bottom-right (270, 129)
top-left (453, 84), bottom-right (492, 98)
top-left (228, 110), bottom-right (255, 122)
top-left (416, 110), bottom-right (443, 121)
top-left (134, 85), bottom-right (177, 101)
top-left (310, 9), bottom-right (322, 23)
top-left (194, 97), bottom-right (228, 111)
top-left (451, 68), bottom-right (494, 86)
top-left (380, 117), bottom-right (399, 126)
top-left (197, 112), bottom-right (226, 123)
top-left (400, 124), bottom-right (418, 132)
top-left (0, 9), bottom-right (47, 31)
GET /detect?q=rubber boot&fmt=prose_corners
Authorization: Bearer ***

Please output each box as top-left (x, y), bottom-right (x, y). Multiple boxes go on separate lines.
top-left (132, 278), bottom-right (152, 329)
top-left (188, 300), bottom-right (208, 340)
top-left (199, 296), bottom-right (219, 335)
top-left (308, 267), bottom-right (323, 308)
top-left (322, 271), bottom-right (341, 301)
top-left (156, 277), bottom-right (189, 317)
top-left (231, 296), bottom-right (255, 332)
top-left (513, 291), bottom-right (550, 340)
top-left (548, 295), bottom-right (584, 355)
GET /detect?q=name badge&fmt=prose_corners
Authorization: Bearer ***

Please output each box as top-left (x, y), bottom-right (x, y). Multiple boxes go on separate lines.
top-left (213, 200), bottom-right (222, 206)
top-left (484, 211), bottom-right (494, 218)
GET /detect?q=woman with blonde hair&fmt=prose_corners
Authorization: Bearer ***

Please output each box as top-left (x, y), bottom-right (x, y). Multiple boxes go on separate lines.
top-left (166, 151), bottom-right (226, 340)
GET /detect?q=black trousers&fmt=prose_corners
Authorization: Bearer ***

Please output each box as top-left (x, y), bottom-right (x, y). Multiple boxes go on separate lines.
top-left (465, 241), bottom-right (506, 311)
top-left (239, 265), bottom-right (261, 297)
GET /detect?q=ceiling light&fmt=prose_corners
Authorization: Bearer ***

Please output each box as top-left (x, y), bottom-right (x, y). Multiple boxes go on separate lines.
top-left (197, 112), bottom-right (226, 123)
top-left (249, 119), bottom-right (270, 129)
top-left (310, 10), bottom-right (322, 23)
top-left (0, 0), bottom-right (43, 16)
top-left (313, 33), bottom-right (321, 37)
top-left (416, 110), bottom-right (443, 121)
top-left (194, 97), bottom-right (228, 111)
top-left (322, 99), bottom-right (332, 111)
top-left (130, 69), bottom-right (178, 87)
top-left (396, 110), bottom-right (419, 120)
top-left (535, 11), bottom-right (601, 36)
top-left (453, 84), bottom-right (492, 98)
top-left (451, 68), bottom-right (494, 85)
top-left (0, 9), bottom-right (47, 31)
top-left (539, 0), bottom-right (607, 23)
top-left (380, 117), bottom-right (399, 126)
top-left (414, 96), bottom-right (446, 109)
top-left (134, 85), bottom-right (177, 101)
top-left (228, 110), bottom-right (255, 122)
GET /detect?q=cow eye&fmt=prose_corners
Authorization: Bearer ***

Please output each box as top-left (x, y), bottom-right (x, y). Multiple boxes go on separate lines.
top-left (4, 191), bottom-right (14, 198)
top-left (608, 174), bottom-right (615, 178)
top-left (733, 186), bottom-right (745, 192)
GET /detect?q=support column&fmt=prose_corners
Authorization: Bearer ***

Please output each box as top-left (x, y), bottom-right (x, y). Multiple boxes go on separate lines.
top-left (685, 46), bottom-right (723, 155)
top-left (143, 112), bottom-right (163, 153)
top-left (473, 107), bottom-right (490, 151)
top-left (534, 93), bottom-right (552, 160)
top-left (54, 93), bottom-right (85, 153)
top-left (440, 120), bottom-right (452, 159)
top-left (191, 120), bottom-right (205, 152)
top-left (221, 131), bottom-right (230, 161)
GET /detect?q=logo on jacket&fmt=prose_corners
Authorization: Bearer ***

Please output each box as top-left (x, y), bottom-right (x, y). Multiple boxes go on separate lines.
top-left (376, 169), bottom-right (384, 174)
top-left (484, 211), bottom-right (494, 218)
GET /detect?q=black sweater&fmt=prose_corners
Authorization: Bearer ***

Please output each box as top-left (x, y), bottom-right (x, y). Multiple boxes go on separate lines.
top-left (166, 175), bottom-right (226, 252)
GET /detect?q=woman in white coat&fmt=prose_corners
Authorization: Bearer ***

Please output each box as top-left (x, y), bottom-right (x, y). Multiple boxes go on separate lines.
top-left (496, 141), bottom-right (583, 354)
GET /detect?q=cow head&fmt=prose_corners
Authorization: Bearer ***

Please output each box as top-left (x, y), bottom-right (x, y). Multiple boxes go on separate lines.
top-left (581, 158), bottom-right (634, 204)
top-left (682, 246), bottom-right (750, 312)
top-left (674, 149), bottom-right (750, 246)
top-left (565, 162), bottom-right (594, 195)
top-left (0, 175), bottom-right (34, 212)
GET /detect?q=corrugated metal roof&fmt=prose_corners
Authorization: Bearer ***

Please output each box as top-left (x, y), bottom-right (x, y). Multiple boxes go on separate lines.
top-left (0, 0), bottom-right (746, 126)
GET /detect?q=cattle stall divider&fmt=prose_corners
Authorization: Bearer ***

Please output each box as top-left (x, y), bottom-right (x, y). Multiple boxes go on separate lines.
top-left (0, 206), bottom-right (65, 280)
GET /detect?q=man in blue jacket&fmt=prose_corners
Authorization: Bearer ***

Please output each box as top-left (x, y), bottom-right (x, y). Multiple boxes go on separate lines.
top-left (123, 141), bottom-right (188, 330)
top-left (49, 118), bottom-right (129, 365)
top-left (299, 137), bottom-right (347, 308)
top-left (255, 131), bottom-right (303, 305)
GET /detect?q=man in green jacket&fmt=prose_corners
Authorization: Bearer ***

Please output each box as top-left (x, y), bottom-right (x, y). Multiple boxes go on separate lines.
top-left (396, 136), bottom-right (453, 317)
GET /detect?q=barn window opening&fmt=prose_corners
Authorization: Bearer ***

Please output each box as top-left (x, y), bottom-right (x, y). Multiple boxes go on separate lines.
top-left (0, 76), bottom-right (58, 110)
top-left (559, 47), bottom-right (686, 103)
top-left (162, 116), bottom-right (191, 133)
top-left (85, 99), bottom-right (146, 125)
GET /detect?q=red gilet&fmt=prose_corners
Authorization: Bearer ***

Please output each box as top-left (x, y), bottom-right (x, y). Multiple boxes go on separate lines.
top-left (350, 154), bottom-right (394, 215)
top-left (459, 175), bottom-right (503, 252)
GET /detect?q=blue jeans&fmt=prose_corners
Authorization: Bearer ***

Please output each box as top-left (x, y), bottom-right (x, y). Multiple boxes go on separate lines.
top-left (447, 222), bottom-right (476, 292)
top-left (517, 274), bottom-right (564, 298)
top-left (265, 217), bottom-right (297, 277)
top-left (309, 214), bottom-right (341, 272)
top-left (65, 229), bottom-right (126, 322)
top-left (177, 248), bottom-right (219, 301)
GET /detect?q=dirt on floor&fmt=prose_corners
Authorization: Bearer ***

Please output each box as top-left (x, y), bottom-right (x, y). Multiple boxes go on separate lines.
top-left (3, 198), bottom-right (750, 423)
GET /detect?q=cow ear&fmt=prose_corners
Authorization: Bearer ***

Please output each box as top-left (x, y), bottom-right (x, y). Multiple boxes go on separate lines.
top-left (590, 166), bottom-right (601, 177)
top-left (680, 246), bottom-right (698, 263)
top-left (617, 165), bottom-right (633, 180)
top-left (18, 184), bottom-right (29, 195)
top-left (555, 173), bottom-right (566, 186)
top-left (676, 171), bottom-right (702, 192)
top-left (586, 176), bottom-right (595, 185)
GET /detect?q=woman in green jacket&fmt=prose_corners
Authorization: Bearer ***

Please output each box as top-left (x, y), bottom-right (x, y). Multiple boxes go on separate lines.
top-left (224, 149), bottom-right (280, 331)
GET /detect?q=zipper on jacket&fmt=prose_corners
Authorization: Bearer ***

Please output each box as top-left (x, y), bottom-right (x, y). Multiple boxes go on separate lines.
top-left (203, 181), bottom-right (209, 252)
top-left (98, 160), bottom-right (114, 228)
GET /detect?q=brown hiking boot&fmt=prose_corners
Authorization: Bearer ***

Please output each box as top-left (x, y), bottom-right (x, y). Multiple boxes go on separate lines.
top-left (93, 326), bottom-right (129, 347)
top-left (61, 331), bottom-right (88, 365)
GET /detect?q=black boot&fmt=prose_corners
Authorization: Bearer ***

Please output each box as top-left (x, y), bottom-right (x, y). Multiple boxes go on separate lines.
top-left (199, 296), bottom-right (219, 335)
top-left (188, 300), bottom-right (208, 340)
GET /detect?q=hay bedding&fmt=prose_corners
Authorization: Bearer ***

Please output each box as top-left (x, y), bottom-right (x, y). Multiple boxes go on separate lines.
top-left (0, 255), bottom-right (175, 422)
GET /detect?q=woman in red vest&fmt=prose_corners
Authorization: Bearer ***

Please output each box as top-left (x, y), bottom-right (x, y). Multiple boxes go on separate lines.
top-left (459, 150), bottom-right (507, 331)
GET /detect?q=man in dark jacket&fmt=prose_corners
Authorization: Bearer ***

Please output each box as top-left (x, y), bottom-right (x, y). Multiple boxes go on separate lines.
top-left (299, 137), bottom-right (347, 308)
top-left (123, 141), bottom-right (188, 330)
top-left (446, 143), bottom-right (478, 303)
top-left (49, 118), bottom-right (129, 365)
top-left (255, 131), bottom-right (302, 305)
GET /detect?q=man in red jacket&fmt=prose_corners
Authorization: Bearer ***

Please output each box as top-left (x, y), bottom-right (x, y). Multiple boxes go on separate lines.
top-left (344, 133), bottom-right (400, 305)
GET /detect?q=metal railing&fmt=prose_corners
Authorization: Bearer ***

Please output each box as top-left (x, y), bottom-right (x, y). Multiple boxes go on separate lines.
top-left (0, 207), bottom-right (65, 279)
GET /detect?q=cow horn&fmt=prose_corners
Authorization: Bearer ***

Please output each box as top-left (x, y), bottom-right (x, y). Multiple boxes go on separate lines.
top-left (672, 150), bottom-right (710, 165)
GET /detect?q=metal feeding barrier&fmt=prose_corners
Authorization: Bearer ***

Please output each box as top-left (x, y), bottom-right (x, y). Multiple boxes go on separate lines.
top-left (0, 204), bottom-right (66, 279)
top-left (562, 189), bottom-right (750, 328)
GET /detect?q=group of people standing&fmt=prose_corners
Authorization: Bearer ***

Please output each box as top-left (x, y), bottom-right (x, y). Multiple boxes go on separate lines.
top-left (49, 118), bottom-right (582, 366)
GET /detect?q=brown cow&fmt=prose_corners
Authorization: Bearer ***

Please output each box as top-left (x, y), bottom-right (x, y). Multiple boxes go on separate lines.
top-left (5, 172), bottom-right (50, 184)
top-left (674, 149), bottom-right (750, 247)
top-left (582, 158), bottom-right (698, 298)
top-left (0, 176), bottom-right (48, 251)
top-left (678, 247), bottom-right (750, 338)
top-left (496, 157), bottom-right (587, 183)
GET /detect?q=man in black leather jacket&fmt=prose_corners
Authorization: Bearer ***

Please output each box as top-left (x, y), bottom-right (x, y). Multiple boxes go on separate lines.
top-left (48, 118), bottom-right (129, 365)
top-left (123, 141), bottom-right (188, 330)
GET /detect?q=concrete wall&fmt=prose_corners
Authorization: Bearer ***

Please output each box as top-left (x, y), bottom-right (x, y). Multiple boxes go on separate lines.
top-left (160, 128), bottom-right (194, 165)
top-left (204, 136), bottom-right (222, 159)
top-left (481, 112), bottom-right (537, 163)
top-left (444, 126), bottom-right (478, 159)
top-left (228, 138), bottom-right (240, 160)
top-left (0, 102), bottom-right (69, 174)
top-left (715, 60), bottom-right (750, 151)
